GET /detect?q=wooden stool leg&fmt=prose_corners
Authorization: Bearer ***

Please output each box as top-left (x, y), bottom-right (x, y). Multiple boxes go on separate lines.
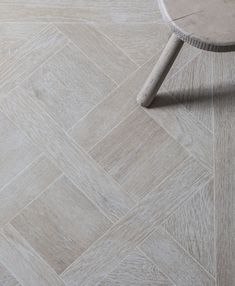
top-left (137, 33), bottom-right (184, 107)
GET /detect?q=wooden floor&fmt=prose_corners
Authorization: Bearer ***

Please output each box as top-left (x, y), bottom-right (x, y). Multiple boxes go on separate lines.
top-left (0, 1), bottom-right (234, 285)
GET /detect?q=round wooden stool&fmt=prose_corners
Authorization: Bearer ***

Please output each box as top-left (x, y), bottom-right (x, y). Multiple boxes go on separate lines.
top-left (137, 0), bottom-right (235, 107)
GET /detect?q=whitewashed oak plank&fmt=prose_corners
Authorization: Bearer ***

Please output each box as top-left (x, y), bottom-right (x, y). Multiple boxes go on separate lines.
top-left (0, 224), bottom-right (66, 286)
top-left (21, 42), bottom-right (116, 130)
top-left (69, 55), bottom-right (158, 151)
top-left (0, 111), bottom-right (40, 190)
top-left (140, 227), bottom-right (215, 286)
top-left (162, 52), bottom-right (213, 131)
top-left (0, 5), bottom-right (162, 23)
top-left (90, 108), bottom-right (188, 199)
top-left (56, 24), bottom-right (137, 84)
top-left (97, 23), bottom-right (170, 65)
top-left (0, 25), bottom-right (68, 99)
top-left (61, 157), bottom-right (210, 286)
top-left (164, 179), bottom-right (215, 275)
top-left (0, 262), bottom-right (21, 286)
top-left (97, 249), bottom-right (173, 286)
top-left (0, 23), bottom-right (46, 65)
top-left (11, 175), bottom-right (112, 274)
top-left (0, 0), bottom-right (158, 9)
top-left (213, 52), bottom-right (235, 286)
top-left (144, 93), bottom-right (213, 170)
top-left (0, 155), bottom-right (61, 227)
top-left (0, 87), bottom-right (135, 222)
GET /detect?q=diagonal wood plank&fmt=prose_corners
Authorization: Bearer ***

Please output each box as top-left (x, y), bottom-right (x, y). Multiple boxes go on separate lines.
top-left (97, 22), bottom-right (170, 65)
top-left (0, 261), bottom-right (21, 286)
top-left (0, 110), bottom-right (40, 190)
top-left (0, 23), bottom-right (47, 65)
top-left (69, 55), bottom-right (157, 151)
top-left (144, 94), bottom-right (213, 171)
top-left (0, 155), bottom-right (61, 227)
top-left (61, 157), bottom-right (211, 286)
top-left (213, 52), bottom-right (235, 286)
top-left (0, 224), bottom-right (66, 286)
top-left (162, 52), bottom-right (213, 131)
top-left (0, 87), bottom-right (135, 222)
top-left (21, 42), bottom-right (116, 131)
top-left (0, 25), bottom-right (68, 98)
top-left (164, 179), bottom-right (215, 276)
top-left (140, 227), bottom-right (215, 286)
top-left (97, 249), bottom-right (173, 286)
top-left (11, 175), bottom-right (112, 274)
top-left (56, 23), bottom-right (137, 84)
top-left (90, 107), bottom-right (188, 199)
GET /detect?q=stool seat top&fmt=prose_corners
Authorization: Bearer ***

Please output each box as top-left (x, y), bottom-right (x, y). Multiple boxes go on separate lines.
top-left (159, 0), bottom-right (235, 52)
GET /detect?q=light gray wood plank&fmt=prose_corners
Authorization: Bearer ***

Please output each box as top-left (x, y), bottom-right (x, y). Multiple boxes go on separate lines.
top-left (0, 111), bottom-right (40, 190)
top-left (164, 179), bottom-right (215, 275)
top-left (144, 92), bottom-right (213, 170)
top-left (69, 55), bottom-right (158, 151)
top-left (21, 42), bottom-right (116, 130)
top-left (0, 155), bottom-right (61, 227)
top-left (0, 25), bottom-right (68, 99)
top-left (213, 52), bottom-right (235, 286)
top-left (97, 249), bottom-right (173, 286)
top-left (90, 108), bottom-right (188, 199)
top-left (163, 52), bottom-right (213, 131)
top-left (0, 23), bottom-right (46, 65)
top-left (0, 224), bottom-right (66, 286)
top-left (140, 227), bottom-right (215, 286)
top-left (0, 87), bottom-right (135, 222)
top-left (97, 23), bottom-right (170, 65)
top-left (56, 24), bottom-right (137, 84)
top-left (61, 157), bottom-right (211, 286)
top-left (0, 5), bottom-right (162, 23)
top-left (11, 175), bottom-right (112, 274)
top-left (0, 262), bottom-right (21, 286)
top-left (0, 0), bottom-right (158, 9)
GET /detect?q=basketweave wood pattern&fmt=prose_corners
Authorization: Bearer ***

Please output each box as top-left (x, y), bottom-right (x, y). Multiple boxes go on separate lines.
top-left (0, 1), bottom-right (234, 286)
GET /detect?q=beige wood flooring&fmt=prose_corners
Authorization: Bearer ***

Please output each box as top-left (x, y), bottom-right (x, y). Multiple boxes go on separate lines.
top-left (0, 1), bottom-right (234, 285)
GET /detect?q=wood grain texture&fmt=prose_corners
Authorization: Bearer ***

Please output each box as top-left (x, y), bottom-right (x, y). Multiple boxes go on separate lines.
top-left (144, 93), bottom-right (213, 170)
top-left (21, 42), bottom-right (116, 130)
top-left (0, 262), bottom-right (21, 286)
top-left (0, 155), bottom-right (61, 227)
top-left (0, 25), bottom-right (68, 98)
top-left (159, 0), bottom-right (235, 52)
top-left (0, 87), bottom-right (135, 222)
top-left (0, 111), bottom-right (40, 190)
top-left (97, 249), bottom-right (173, 286)
top-left (0, 0), bottom-right (158, 9)
top-left (163, 52), bottom-right (213, 131)
top-left (61, 157), bottom-right (210, 286)
top-left (90, 108), bottom-right (188, 199)
top-left (164, 179), bottom-right (215, 275)
top-left (0, 224), bottom-right (66, 286)
top-left (11, 175), bottom-right (112, 274)
top-left (140, 227), bottom-right (215, 286)
top-left (0, 4), bottom-right (162, 23)
top-left (97, 22), bottom-right (170, 65)
top-left (0, 23), bottom-right (46, 64)
top-left (213, 52), bottom-right (235, 286)
top-left (56, 23), bottom-right (137, 83)
top-left (69, 55), bottom-right (157, 151)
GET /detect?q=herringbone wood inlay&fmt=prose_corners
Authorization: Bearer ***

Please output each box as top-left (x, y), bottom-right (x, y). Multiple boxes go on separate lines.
top-left (0, 1), bottom-right (233, 285)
